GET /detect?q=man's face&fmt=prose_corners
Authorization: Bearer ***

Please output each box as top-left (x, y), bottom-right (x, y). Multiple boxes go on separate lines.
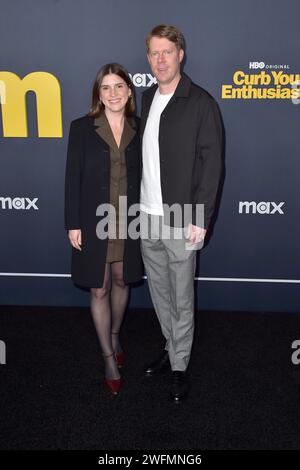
top-left (147, 36), bottom-right (184, 86)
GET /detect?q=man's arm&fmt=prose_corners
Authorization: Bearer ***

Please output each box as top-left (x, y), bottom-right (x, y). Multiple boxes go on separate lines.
top-left (195, 96), bottom-right (223, 230)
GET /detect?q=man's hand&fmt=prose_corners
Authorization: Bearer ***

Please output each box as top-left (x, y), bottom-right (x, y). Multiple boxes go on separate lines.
top-left (68, 229), bottom-right (82, 251)
top-left (186, 224), bottom-right (207, 245)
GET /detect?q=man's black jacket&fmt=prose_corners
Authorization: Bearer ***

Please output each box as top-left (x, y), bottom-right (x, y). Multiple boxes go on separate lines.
top-left (141, 73), bottom-right (223, 229)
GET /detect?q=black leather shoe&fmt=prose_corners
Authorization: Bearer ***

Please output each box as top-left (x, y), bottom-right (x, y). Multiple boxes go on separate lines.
top-left (144, 351), bottom-right (170, 376)
top-left (170, 371), bottom-right (188, 402)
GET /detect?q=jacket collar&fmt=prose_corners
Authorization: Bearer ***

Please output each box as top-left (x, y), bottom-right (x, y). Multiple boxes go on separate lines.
top-left (141, 73), bottom-right (191, 137)
top-left (93, 113), bottom-right (136, 152)
top-left (172, 73), bottom-right (192, 98)
top-left (144, 72), bottom-right (191, 101)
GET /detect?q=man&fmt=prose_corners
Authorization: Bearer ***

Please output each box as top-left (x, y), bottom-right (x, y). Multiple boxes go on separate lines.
top-left (140, 25), bottom-right (223, 402)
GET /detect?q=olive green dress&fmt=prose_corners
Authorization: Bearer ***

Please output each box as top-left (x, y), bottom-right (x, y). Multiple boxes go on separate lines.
top-left (94, 113), bottom-right (136, 263)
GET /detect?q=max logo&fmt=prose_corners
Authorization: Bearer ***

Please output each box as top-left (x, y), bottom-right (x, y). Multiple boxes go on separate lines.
top-left (239, 201), bottom-right (285, 215)
top-left (0, 71), bottom-right (62, 137)
top-left (129, 73), bottom-right (156, 88)
top-left (0, 197), bottom-right (39, 210)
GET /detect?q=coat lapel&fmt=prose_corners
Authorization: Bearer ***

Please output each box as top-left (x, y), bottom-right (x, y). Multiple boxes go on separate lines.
top-left (94, 113), bottom-right (118, 152)
top-left (94, 113), bottom-right (136, 152)
top-left (140, 84), bottom-right (157, 137)
top-left (119, 117), bottom-right (136, 151)
top-left (140, 74), bottom-right (192, 138)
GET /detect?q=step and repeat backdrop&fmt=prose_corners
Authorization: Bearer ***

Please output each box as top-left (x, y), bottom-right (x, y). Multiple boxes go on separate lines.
top-left (1, 0), bottom-right (299, 312)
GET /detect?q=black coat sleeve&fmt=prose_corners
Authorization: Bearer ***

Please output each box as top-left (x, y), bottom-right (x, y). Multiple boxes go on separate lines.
top-left (196, 97), bottom-right (223, 229)
top-left (64, 120), bottom-right (84, 230)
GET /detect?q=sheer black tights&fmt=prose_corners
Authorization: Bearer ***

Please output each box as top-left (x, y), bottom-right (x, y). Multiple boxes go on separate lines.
top-left (90, 262), bottom-right (129, 379)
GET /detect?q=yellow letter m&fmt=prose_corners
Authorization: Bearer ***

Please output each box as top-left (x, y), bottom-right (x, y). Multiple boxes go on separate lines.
top-left (0, 71), bottom-right (62, 137)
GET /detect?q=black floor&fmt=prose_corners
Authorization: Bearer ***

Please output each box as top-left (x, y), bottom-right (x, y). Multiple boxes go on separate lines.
top-left (0, 306), bottom-right (300, 450)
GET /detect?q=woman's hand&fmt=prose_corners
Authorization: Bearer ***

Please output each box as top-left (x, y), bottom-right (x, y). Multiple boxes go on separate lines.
top-left (68, 229), bottom-right (82, 251)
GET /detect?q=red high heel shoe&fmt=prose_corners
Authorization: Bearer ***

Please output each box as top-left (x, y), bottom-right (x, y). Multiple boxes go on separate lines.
top-left (114, 352), bottom-right (125, 368)
top-left (103, 352), bottom-right (122, 395)
top-left (104, 377), bottom-right (122, 395)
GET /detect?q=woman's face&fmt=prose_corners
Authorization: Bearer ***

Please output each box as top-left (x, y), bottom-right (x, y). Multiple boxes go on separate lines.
top-left (99, 73), bottom-right (131, 115)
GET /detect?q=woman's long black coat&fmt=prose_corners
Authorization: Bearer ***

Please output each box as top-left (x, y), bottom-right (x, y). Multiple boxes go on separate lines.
top-left (64, 115), bottom-right (143, 288)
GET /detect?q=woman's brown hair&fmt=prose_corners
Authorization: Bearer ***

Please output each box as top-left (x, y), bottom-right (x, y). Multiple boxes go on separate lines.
top-left (88, 63), bottom-right (136, 118)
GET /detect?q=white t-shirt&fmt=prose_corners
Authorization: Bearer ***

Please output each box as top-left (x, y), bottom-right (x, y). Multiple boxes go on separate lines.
top-left (140, 89), bottom-right (174, 215)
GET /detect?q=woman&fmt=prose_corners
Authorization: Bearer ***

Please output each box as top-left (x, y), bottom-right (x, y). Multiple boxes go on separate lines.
top-left (65, 63), bottom-right (142, 395)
